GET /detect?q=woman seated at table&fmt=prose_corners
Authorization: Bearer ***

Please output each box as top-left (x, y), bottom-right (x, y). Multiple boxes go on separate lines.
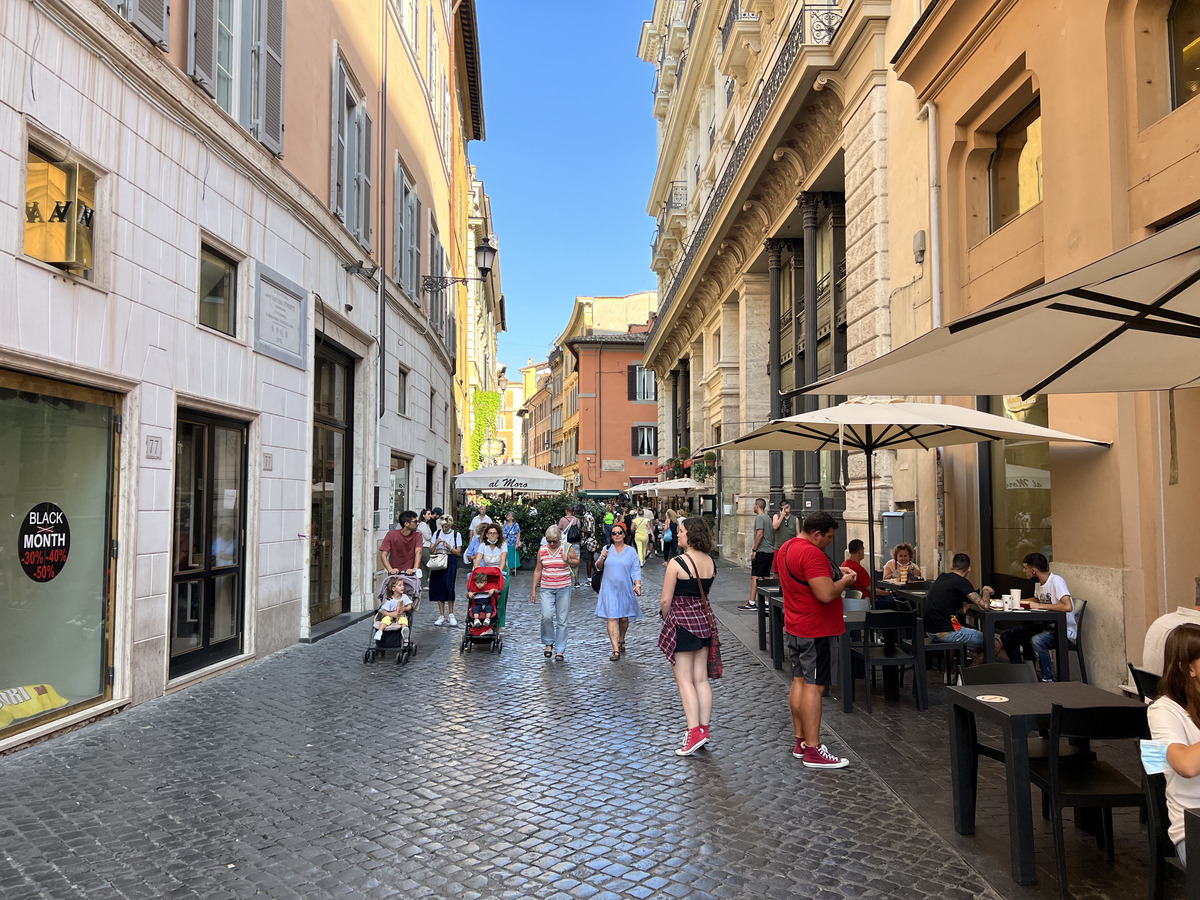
top-left (1147, 623), bottom-right (1200, 866)
top-left (882, 543), bottom-right (922, 584)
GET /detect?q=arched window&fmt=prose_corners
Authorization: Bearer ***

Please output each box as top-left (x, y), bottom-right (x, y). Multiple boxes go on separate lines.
top-left (1170, 0), bottom-right (1200, 108)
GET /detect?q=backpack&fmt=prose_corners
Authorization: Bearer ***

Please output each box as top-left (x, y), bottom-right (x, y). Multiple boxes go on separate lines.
top-left (565, 518), bottom-right (581, 544)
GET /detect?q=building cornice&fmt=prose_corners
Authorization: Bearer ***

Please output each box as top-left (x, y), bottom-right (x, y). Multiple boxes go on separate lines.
top-left (891, 0), bottom-right (1021, 101)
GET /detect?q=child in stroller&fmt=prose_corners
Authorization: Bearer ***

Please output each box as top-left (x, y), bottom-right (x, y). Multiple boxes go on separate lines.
top-left (461, 566), bottom-right (505, 652)
top-left (364, 573), bottom-right (421, 665)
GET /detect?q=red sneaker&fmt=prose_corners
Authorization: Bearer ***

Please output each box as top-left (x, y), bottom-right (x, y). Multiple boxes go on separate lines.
top-left (675, 726), bottom-right (708, 756)
top-left (792, 738), bottom-right (806, 759)
top-left (802, 743), bottom-right (849, 769)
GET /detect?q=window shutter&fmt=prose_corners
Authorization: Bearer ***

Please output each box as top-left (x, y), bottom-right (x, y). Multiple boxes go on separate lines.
top-left (346, 97), bottom-right (358, 229)
top-left (415, 198), bottom-right (423, 302)
top-left (393, 166), bottom-right (404, 284)
top-left (128, 0), bottom-right (170, 49)
top-left (359, 109), bottom-right (373, 248)
top-left (333, 63), bottom-right (347, 220)
top-left (651, 427), bottom-right (658, 457)
top-left (628, 365), bottom-right (638, 400)
top-left (258, 0), bottom-right (287, 155)
top-left (632, 427), bottom-right (639, 456)
top-left (188, 0), bottom-right (218, 97)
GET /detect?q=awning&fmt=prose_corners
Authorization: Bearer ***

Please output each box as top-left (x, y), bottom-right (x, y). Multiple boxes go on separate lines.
top-left (454, 463), bottom-right (564, 493)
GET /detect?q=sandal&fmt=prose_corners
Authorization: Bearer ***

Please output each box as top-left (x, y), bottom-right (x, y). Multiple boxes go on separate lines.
top-left (544, 646), bottom-right (553, 658)
top-left (555, 652), bottom-right (564, 662)
top-left (609, 651), bottom-right (621, 661)
top-left (618, 641), bottom-right (626, 656)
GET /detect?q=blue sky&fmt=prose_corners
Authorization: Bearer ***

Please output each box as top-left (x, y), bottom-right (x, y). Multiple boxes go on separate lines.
top-left (470, 1), bottom-right (659, 372)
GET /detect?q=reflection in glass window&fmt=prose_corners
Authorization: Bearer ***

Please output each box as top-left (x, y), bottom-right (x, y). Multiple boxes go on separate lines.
top-left (988, 102), bottom-right (1043, 233)
top-left (1171, 0), bottom-right (1200, 108)
top-left (198, 245), bottom-right (237, 335)
top-left (24, 146), bottom-right (97, 278)
top-left (989, 394), bottom-right (1053, 576)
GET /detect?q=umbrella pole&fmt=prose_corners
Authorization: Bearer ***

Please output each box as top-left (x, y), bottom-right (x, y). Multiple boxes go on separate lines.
top-left (865, 433), bottom-right (877, 591)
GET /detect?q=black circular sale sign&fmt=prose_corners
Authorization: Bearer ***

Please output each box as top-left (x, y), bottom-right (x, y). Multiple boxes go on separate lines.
top-left (18, 502), bottom-right (71, 583)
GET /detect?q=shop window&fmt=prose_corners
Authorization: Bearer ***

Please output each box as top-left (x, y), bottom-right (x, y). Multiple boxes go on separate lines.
top-left (333, 56), bottom-right (373, 250)
top-left (988, 394), bottom-right (1054, 576)
top-left (988, 101), bottom-right (1043, 233)
top-left (198, 244), bottom-right (237, 336)
top-left (187, 0), bottom-right (286, 153)
top-left (390, 455), bottom-right (409, 525)
top-left (24, 145), bottom-right (97, 279)
top-left (398, 366), bottom-right (409, 416)
top-left (0, 371), bottom-right (118, 736)
top-left (1171, 0), bottom-right (1200, 108)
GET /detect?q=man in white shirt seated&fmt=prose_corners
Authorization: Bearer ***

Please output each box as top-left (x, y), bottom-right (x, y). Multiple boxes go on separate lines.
top-left (1143, 577), bottom-right (1200, 676)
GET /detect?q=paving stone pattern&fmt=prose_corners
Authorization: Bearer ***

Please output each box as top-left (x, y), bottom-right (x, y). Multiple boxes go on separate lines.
top-left (1, 560), bottom-right (1007, 899)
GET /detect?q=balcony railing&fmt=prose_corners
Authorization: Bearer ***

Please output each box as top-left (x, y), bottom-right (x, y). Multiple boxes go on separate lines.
top-left (657, 181), bottom-right (688, 237)
top-left (677, 48), bottom-right (688, 83)
top-left (656, 2), bottom-right (845, 319)
top-left (725, 78), bottom-right (734, 105)
top-left (720, 0), bottom-right (759, 53)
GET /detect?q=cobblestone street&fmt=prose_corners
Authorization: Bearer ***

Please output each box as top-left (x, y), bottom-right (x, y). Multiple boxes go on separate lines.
top-left (0, 560), bottom-right (1022, 899)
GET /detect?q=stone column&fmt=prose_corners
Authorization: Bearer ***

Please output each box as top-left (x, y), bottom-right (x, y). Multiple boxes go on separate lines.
top-left (800, 193), bottom-right (822, 509)
top-left (843, 83), bottom-right (892, 569)
top-left (737, 272), bottom-right (772, 563)
top-left (829, 194), bottom-right (848, 505)
top-left (766, 239), bottom-right (784, 507)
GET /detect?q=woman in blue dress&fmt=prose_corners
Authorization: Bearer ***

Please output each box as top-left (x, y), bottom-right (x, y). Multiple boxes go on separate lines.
top-left (594, 522), bottom-right (643, 661)
top-left (502, 512), bottom-right (522, 571)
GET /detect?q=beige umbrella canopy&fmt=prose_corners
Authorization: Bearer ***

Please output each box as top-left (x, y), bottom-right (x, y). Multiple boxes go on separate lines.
top-left (454, 463), bottom-right (565, 495)
top-left (707, 400), bottom-right (1105, 571)
top-left (646, 477), bottom-right (716, 495)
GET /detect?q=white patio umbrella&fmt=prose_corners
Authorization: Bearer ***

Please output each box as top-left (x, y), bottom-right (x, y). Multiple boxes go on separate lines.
top-left (647, 477), bottom-right (715, 495)
top-left (454, 463), bottom-right (565, 496)
top-left (706, 400), bottom-right (1105, 573)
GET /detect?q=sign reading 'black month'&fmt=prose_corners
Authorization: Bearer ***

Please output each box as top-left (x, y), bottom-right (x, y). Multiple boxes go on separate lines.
top-left (19, 502), bottom-right (70, 583)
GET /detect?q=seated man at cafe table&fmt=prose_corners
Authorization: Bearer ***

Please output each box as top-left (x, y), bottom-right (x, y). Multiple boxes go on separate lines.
top-left (999, 552), bottom-right (1076, 682)
top-left (923, 552), bottom-right (995, 660)
top-left (1142, 575), bottom-right (1200, 676)
top-left (841, 539), bottom-right (873, 602)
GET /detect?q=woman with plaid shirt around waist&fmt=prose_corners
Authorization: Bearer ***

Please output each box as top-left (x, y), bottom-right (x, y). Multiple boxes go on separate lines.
top-left (658, 516), bottom-right (719, 756)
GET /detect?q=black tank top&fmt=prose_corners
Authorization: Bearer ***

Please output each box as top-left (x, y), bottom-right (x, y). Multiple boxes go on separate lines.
top-left (674, 556), bottom-right (714, 597)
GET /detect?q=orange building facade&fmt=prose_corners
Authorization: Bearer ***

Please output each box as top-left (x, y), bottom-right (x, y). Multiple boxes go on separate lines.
top-left (567, 333), bottom-right (661, 497)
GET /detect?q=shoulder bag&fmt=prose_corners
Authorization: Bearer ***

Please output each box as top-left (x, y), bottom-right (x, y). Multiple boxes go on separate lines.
top-left (679, 555), bottom-right (723, 680)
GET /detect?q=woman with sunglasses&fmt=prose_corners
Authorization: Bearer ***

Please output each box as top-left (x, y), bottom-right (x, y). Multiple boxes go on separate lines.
top-left (473, 522), bottom-right (510, 634)
top-left (530, 525), bottom-right (579, 661)
top-left (594, 522), bottom-right (643, 661)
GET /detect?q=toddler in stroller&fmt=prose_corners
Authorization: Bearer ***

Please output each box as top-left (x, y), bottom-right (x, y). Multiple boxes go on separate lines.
top-left (461, 566), bottom-right (505, 653)
top-left (364, 573), bottom-right (421, 665)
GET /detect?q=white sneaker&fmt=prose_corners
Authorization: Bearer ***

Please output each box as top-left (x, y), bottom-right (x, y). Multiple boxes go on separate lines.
top-left (449, 615), bottom-right (458, 626)
top-left (433, 616), bottom-right (445, 626)
top-left (374, 629), bottom-right (383, 641)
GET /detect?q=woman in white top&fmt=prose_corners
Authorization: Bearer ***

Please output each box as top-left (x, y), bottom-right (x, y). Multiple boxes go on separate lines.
top-left (473, 522), bottom-right (509, 633)
top-left (428, 517), bottom-right (462, 626)
top-left (416, 509), bottom-right (435, 587)
top-left (1148, 622), bottom-right (1200, 865)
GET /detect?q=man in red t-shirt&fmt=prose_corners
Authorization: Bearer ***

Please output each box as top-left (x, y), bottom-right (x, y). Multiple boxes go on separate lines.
top-left (379, 510), bottom-right (423, 576)
top-left (774, 511), bottom-right (857, 769)
top-left (842, 539), bottom-right (872, 600)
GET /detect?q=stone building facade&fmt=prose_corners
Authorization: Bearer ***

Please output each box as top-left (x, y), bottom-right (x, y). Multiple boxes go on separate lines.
top-left (1, 0), bottom-right (490, 747)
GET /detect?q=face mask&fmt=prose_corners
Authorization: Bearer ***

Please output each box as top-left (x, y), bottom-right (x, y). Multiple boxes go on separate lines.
top-left (1141, 739), bottom-right (1172, 775)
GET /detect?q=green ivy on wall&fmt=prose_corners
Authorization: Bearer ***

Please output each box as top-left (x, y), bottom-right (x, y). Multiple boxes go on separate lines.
top-left (468, 390), bottom-right (502, 470)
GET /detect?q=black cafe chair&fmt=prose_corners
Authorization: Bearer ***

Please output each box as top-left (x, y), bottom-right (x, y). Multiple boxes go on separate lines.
top-left (1145, 771), bottom-right (1186, 900)
top-left (849, 609), bottom-right (928, 712)
top-left (1069, 599), bottom-right (1090, 684)
top-left (1028, 703), bottom-right (1149, 900)
top-left (1128, 662), bottom-right (1161, 703)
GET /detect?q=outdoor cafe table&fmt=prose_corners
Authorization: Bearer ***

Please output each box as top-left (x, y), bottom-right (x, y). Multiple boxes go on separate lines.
top-left (962, 605), bottom-right (1071, 680)
top-left (946, 681), bottom-right (1145, 885)
top-left (840, 609), bottom-right (901, 711)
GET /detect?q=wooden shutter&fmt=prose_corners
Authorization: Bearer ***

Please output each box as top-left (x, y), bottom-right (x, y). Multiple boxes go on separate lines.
top-left (128, 0), bottom-right (170, 49)
top-left (632, 427), bottom-right (639, 456)
top-left (188, 0), bottom-right (218, 97)
top-left (393, 164), bottom-right (405, 284)
top-left (358, 109), bottom-right (373, 248)
top-left (258, 0), bottom-right (287, 155)
top-left (651, 427), bottom-right (658, 457)
top-left (333, 62), bottom-right (347, 220)
top-left (414, 197), bottom-right (423, 300)
top-left (628, 365), bottom-right (638, 400)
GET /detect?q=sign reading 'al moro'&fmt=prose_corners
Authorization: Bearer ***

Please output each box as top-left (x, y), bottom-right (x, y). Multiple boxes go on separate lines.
top-left (19, 502), bottom-right (71, 583)
top-left (486, 477), bottom-right (530, 489)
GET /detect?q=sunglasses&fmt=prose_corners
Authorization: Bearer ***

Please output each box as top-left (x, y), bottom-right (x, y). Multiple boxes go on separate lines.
top-left (610, 529), bottom-right (625, 536)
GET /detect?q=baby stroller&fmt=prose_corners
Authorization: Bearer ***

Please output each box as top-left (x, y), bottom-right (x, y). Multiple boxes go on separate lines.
top-left (460, 566), bottom-right (505, 654)
top-left (363, 572), bottom-right (422, 666)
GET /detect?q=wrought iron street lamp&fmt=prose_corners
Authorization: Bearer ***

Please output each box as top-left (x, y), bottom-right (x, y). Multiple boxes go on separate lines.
top-left (421, 236), bottom-right (497, 295)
